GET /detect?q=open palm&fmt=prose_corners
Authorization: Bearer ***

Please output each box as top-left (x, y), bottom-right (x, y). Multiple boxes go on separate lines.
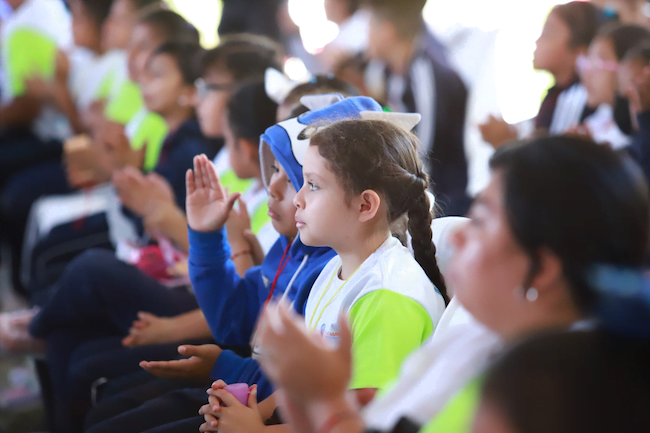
top-left (186, 154), bottom-right (240, 232)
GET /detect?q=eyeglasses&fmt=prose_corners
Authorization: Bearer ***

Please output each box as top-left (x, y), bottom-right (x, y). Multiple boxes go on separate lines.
top-left (576, 55), bottom-right (619, 73)
top-left (195, 78), bottom-right (235, 99)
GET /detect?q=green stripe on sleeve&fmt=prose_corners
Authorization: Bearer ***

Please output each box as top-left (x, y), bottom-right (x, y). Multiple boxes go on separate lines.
top-left (419, 380), bottom-right (482, 433)
top-left (104, 80), bottom-right (144, 125)
top-left (348, 289), bottom-right (434, 391)
top-left (5, 28), bottom-right (57, 97)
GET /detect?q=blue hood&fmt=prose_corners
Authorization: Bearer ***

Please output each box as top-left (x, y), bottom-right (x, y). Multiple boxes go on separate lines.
top-left (260, 95), bottom-right (384, 191)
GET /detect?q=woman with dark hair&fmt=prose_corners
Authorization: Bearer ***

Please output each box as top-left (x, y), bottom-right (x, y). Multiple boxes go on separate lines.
top-left (253, 135), bottom-right (650, 433)
top-left (476, 273), bottom-right (650, 433)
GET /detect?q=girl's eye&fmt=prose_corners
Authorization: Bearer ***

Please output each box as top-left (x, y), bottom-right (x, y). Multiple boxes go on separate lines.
top-left (308, 182), bottom-right (318, 191)
top-left (270, 164), bottom-right (280, 173)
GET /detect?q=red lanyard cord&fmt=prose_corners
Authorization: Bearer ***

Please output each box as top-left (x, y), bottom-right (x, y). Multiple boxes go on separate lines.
top-left (264, 242), bottom-right (292, 307)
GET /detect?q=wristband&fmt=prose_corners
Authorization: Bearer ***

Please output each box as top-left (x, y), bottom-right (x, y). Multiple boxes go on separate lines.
top-left (318, 410), bottom-right (360, 433)
top-left (231, 249), bottom-right (252, 261)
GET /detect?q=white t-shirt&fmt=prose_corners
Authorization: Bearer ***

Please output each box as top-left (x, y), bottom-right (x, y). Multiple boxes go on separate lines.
top-left (584, 103), bottom-right (630, 150)
top-left (1, 0), bottom-right (72, 141)
top-left (362, 297), bottom-right (503, 429)
top-left (305, 236), bottom-right (446, 341)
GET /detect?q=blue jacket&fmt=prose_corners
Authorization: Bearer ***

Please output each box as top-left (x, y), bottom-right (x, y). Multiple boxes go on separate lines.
top-left (189, 95), bottom-right (386, 399)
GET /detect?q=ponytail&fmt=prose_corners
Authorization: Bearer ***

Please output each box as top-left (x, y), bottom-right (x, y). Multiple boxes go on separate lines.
top-left (407, 173), bottom-right (450, 304)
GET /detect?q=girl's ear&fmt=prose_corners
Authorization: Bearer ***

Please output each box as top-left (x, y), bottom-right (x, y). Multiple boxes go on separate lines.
top-left (357, 190), bottom-right (382, 223)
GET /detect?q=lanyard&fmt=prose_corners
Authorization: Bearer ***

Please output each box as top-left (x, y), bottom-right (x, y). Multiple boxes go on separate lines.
top-left (308, 264), bottom-right (361, 330)
top-left (264, 243), bottom-right (292, 307)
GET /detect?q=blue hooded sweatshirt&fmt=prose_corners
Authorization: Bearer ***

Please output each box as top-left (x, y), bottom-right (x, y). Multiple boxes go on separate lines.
top-left (189, 94), bottom-right (386, 399)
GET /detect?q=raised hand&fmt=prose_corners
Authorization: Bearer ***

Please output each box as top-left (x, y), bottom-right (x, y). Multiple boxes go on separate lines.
top-left (186, 154), bottom-right (240, 232)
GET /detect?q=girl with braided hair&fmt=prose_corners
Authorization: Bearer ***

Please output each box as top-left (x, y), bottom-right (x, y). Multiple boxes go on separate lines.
top-left (293, 116), bottom-right (448, 401)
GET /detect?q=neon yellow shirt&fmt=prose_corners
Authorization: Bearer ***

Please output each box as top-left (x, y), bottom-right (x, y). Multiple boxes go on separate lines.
top-left (419, 380), bottom-right (482, 433)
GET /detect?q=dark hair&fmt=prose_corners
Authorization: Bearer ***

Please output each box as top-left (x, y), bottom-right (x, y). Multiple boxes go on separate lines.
top-left (79, 0), bottom-right (114, 27)
top-left (623, 41), bottom-right (650, 65)
top-left (284, 75), bottom-right (360, 118)
top-left (150, 41), bottom-right (205, 85)
top-left (490, 136), bottom-right (649, 311)
top-left (598, 23), bottom-right (650, 61)
top-left (227, 81), bottom-right (278, 145)
top-left (129, 0), bottom-right (161, 12)
top-left (138, 9), bottom-right (201, 45)
top-left (200, 34), bottom-right (284, 81)
top-left (311, 120), bottom-right (449, 303)
top-left (363, 0), bottom-right (427, 39)
top-left (551, 1), bottom-right (609, 48)
top-left (481, 329), bottom-right (650, 433)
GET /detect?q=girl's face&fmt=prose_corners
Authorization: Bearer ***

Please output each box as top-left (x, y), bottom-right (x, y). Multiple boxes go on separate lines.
top-left (141, 53), bottom-right (194, 117)
top-left (582, 37), bottom-right (619, 106)
top-left (447, 171), bottom-right (532, 336)
top-left (267, 158), bottom-right (299, 238)
top-left (533, 12), bottom-right (578, 75)
top-left (127, 23), bottom-right (163, 83)
top-left (194, 68), bottom-right (234, 138)
top-left (70, 0), bottom-right (101, 51)
top-left (102, 0), bottom-right (137, 51)
top-left (294, 145), bottom-right (362, 249)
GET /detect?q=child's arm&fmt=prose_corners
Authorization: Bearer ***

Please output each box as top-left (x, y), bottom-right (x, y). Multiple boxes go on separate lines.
top-left (122, 309), bottom-right (212, 348)
top-left (187, 155), bottom-right (265, 344)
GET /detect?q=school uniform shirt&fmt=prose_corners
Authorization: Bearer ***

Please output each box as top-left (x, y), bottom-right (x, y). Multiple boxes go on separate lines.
top-left (0, 0), bottom-right (72, 141)
top-left (74, 49), bottom-right (127, 110)
top-left (365, 29), bottom-right (470, 217)
top-left (584, 104), bottom-right (630, 150)
top-left (536, 78), bottom-right (591, 135)
top-left (304, 236), bottom-right (446, 391)
top-left (124, 107), bottom-right (169, 172)
top-left (362, 298), bottom-right (502, 430)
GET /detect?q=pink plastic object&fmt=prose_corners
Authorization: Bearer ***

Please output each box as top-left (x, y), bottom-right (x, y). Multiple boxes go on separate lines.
top-left (224, 383), bottom-right (250, 406)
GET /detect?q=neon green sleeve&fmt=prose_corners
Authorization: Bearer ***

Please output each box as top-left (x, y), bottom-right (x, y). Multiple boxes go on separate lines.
top-left (130, 112), bottom-right (168, 172)
top-left (419, 380), bottom-right (482, 433)
top-left (348, 289), bottom-right (433, 390)
top-left (4, 28), bottom-right (57, 98)
top-left (104, 80), bottom-right (144, 125)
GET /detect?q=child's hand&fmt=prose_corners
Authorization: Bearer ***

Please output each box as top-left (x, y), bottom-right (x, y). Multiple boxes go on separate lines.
top-left (122, 312), bottom-right (177, 348)
top-left (199, 385), bottom-right (264, 433)
top-left (479, 115), bottom-right (517, 149)
top-left (225, 199), bottom-right (265, 265)
top-left (186, 154), bottom-right (241, 233)
top-left (99, 122), bottom-right (144, 170)
top-left (256, 303), bottom-right (353, 402)
top-left (140, 344), bottom-right (222, 379)
top-left (113, 167), bottom-right (175, 217)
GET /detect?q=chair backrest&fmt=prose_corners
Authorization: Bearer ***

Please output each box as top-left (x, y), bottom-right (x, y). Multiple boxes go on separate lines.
top-left (432, 216), bottom-right (469, 298)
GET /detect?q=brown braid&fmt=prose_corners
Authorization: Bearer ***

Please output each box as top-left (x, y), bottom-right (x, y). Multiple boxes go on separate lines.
top-left (311, 119), bottom-right (450, 305)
